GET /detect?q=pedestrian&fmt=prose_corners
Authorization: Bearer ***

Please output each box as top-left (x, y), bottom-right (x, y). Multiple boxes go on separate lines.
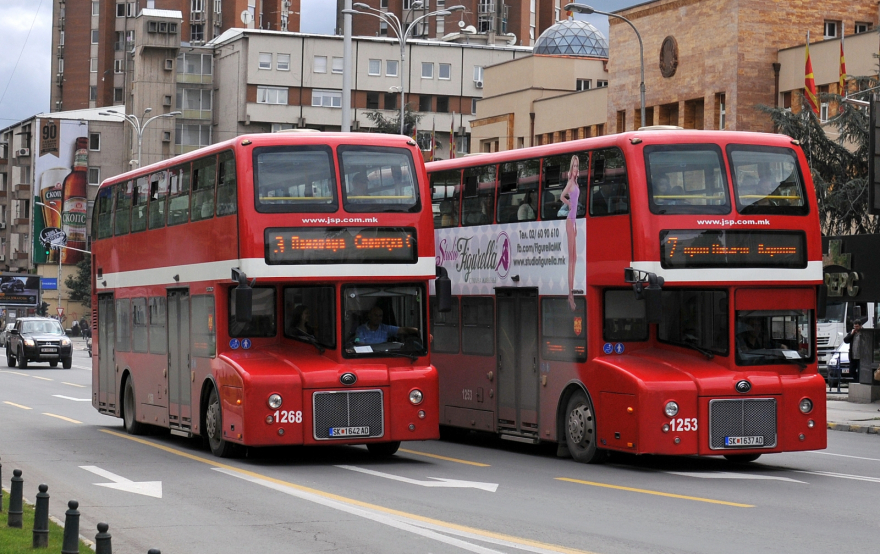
top-left (843, 319), bottom-right (863, 383)
top-left (71, 320), bottom-right (80, 337)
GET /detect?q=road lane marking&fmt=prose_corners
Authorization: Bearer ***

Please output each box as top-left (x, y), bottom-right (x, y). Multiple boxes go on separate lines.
top-left (43, 413), bottom-right (82, 424)
top-left (336, 465), bottom-right (498, 491)
top-left (100, 429), bottom-right (598, 554)
top-left (3, 371), bottom-right (30, 376)
top-left (53, 395), bottom-right (91, 402)
top-left (555, 477), bottom-right (754, 508)
top-left (32, 376), bottom-right (53, 381)
top-left (399, 448), bottom-right (491, 467)
top-left (805, 451), bottom-right (880, 463)
top-left (80, 466), bottom-right (163, 498)
top-left (666, 471), bottom-right (805, 484)
top-left (62, 382), bottom-right (86, 388)
top-left (4, 401), bottom-right (32, 410)
top-left (795, 470), bottom-right (880, 484)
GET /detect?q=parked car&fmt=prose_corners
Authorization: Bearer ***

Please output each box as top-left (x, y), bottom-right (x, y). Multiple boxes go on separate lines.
top-left (826, 342), bottom-right (853, 384)
top-left (6, 317), bottom-right (73, 369)
top-left (0, 322), bottom-right (14, 347)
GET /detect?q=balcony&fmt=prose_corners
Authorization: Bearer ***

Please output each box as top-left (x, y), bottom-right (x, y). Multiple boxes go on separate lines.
top-left (15, 186), bottom-right (31, 201)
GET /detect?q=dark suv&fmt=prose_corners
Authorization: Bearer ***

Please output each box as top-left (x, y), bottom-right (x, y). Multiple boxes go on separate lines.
top-left (6, 317), bottom-right (73, 369)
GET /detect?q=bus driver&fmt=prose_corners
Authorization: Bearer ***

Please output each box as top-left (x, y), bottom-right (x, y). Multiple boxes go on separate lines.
top-left (356, 306), bottom-right (418, 344)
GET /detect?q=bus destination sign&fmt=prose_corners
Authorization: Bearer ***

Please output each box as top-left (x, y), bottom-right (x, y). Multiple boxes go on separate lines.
top-left (266, 227), bottom-right (417, 264)
top-left (660, 230), bottom-right (807, 269)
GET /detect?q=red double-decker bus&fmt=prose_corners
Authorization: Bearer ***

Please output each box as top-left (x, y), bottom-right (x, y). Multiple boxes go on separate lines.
top-left (91, 132), bottom-right (445, 457)
top-left (427, 129), bottom-right (826, 463)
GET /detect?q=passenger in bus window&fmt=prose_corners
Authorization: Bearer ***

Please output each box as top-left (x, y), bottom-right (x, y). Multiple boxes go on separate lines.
top-left (561, 155), bottom-right (580, 311)
top-left (349, 172), bottom-right (370, 200)
top-left (356, 306), bottom-right (417, 344)
top-left (653, 176), bottom-right (671, 204)
top-left (518, 191), bottom-right (536, 221)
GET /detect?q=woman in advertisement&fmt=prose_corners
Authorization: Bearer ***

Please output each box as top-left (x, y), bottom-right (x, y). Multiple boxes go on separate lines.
top-left (561, 155), bottom-right (580, 311)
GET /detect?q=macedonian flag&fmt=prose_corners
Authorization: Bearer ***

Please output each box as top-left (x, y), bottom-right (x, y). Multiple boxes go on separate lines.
top-left (804, 34), bottom-right (820, 115)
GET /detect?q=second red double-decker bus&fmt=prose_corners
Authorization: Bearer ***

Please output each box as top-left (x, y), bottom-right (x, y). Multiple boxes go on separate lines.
top-left (428, 129), bottom-right (826, 463)
top-left (91, 131), bottom-right (444, 457)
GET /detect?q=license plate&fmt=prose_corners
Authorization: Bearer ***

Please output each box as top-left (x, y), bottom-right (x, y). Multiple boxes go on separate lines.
top-left (329, 426), bottom-right (370, 437)
top-left (725, 436), bottom-right (764, 447)
top-left (41, 347), bottom-right (57, 353)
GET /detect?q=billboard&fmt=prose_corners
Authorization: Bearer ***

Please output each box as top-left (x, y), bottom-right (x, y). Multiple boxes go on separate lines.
top-left (33, 118), bottom-right (89, 266)
top-left (0, 274), bottom-right (40, 307)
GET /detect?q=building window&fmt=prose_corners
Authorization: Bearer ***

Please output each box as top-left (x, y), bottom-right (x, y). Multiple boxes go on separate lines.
top-left (88, 167), bottom-right (101, 186)
top-left (384, 93), bottom-right (396, 110)
top-left (818, 84), bottom-right (829, 121)
top-left (782, 91), bottom-right (792, 109)
top-left (419, 95), bottom-right (432, 111)
top-left (175, 124), bottom-right (211, 147)
top-left (366, 92), bottom-right (380, 109)
top-left (855, 22), bottom-right (871, 34)
top-left (115, 31), bottom-right (124, 51)
top-left (436, 96), bottom-right (449, 113)
top-left (314, 55), bottom-right (327, 73)
top-left (368, 59), bottom-right (381, 76)
top-left (191, 0), bottom-right (204, 12)
top-left (116, 3), bottom-right (125, 17)
top-left (91, 30), bottom-right (100, 44)
top-left (576, 79), bottom-right (591, 91)
top-left (473, 65), bottom-right (483, 82)
top-left (214, 0), bottom-right (221, 14)
top-left (380, 0), bottom-right (389, 7)
top-left (114, 59), bottom-right (124, 73)
top-left (277, 53), bottom-right (290, 71)
top-left (257, 86), bottom-right (288, 104)
top-left (89, 133), bottom-right (101, 151)
top-left (148, 21), bottom-right (158, 32)
top-left (332, 57), bottom-right (344, 73)
top-left (471, 98), bottom-right (477, 114)
top-left (92, 1), bottom-right (100, 15)
top-left (191, 24), bottom-right (204, 41)
top-left (58, 59), bottom-right (64, 73)
top-left (178, 52), bottom-right (212, 75)
top-left (127, 2), bottom-right (136, 17)
top-left (90, 58), bottom-right (97, 72)
top-left (422, 62), bottom-right (433, 79)
top-left (312, 89), bottom-right (342, 108)
top-left (177, 88), bottom-right (213, 110)
top-left (89, 86), bottom-right (97, 101)
top-left (824, 20), bottom-right (839, 39)
top-left (259, 52), bottom-right (272, 69)
top-left (379, 20), bottom-right (388, 36)
top-left (439, 63), bottom-right (451, 80)
top-left (597, 80), bottom-right (608, 88)
top-left (436, 17), bottom-right (444, 35)
top-left (60, 31), bottom-right (64, 45)
top-left (386, 60), bottom-right (398, 76)
top-left (114, 88), bottom-right (124, 103)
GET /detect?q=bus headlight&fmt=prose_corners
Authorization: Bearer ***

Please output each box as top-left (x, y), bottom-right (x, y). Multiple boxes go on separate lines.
top-left (409, 389), bottom-right (424, 405)
top-left (267, 394), bottom-right (283, 409)
top-left (664, 401), bottom-right (679, 417)
top-left (799, 398), bottom-right (813, 414)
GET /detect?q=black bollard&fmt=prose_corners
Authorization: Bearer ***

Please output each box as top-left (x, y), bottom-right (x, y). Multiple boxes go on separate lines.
top-left (61, 500), bottom-right (81, 554)
top-left (8, 469), bottom-right (23, 528)
top-left (95, 522), bottom-right (112, 554)
top-left (32, 483), bottom-right (49, 548)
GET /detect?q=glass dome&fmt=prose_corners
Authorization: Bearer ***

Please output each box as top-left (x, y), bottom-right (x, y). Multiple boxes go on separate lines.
top-left (534, 19), bottom-right (609, 58)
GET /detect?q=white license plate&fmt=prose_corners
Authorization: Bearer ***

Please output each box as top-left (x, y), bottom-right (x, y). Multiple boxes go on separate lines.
top-left (725, 436), bottom-right (764, 447)
top-left (41, 347), bottom-right (57, 353)
top-left (329, 426), bottom-right (370, 437)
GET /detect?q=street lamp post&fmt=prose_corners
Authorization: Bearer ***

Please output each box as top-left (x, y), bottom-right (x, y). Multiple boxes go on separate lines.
top-left (564, 3), bottom-right (646, 128)
top-left (344, 3), bottom-right (465, 135)
top-left (35, 202), bottom-right (63, 311)
top-left (98, 109), bottom-right (181, 168)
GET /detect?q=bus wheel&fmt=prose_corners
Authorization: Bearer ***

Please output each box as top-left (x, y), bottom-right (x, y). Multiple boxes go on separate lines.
top-left (724, 453), bottom-right (761, 463)
top-left (367, 441), bottom-right (401, 457)
top-left (205, 388), bottom-right (237, 458)
top-left (123, 378), bottom-right (146, 435)
top-left (565, 391), bottom-right (604, 464)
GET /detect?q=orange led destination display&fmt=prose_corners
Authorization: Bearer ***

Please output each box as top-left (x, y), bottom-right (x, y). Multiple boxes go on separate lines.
top-left (266, 227), bottom-right (417, 264)
top-left (660, 230), bottom-right (807, 269)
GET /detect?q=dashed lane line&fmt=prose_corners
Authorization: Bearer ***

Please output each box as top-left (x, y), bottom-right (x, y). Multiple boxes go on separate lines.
top-left (555, 477), bottom-right (755, 508)
top-left (31, 376), bottom-right (53, 381)
top-left (62, 382), bottom-right (86, 388)
top-left (399, 448), bottom-right (491, 467)
top-left (43, 413), bottom-right (82, 424)
top-left (4, 401), bottom-right (32, 410)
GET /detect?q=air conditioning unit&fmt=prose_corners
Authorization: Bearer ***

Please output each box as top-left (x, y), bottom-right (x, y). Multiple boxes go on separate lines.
top-left (17, 148), bottom-right (30, 157)
top-left (475, 80), bottom-right (483, 89)
top-left (164, 59), bottom-right (174, 71)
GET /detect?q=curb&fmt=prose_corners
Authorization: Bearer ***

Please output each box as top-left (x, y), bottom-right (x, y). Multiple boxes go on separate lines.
top-left (827, 422), bottom-right (880, 435)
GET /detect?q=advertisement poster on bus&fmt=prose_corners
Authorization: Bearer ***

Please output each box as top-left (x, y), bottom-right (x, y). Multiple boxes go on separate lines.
top-left (0, 274), bottom-right (40, 307)
top-left (32, 118), bottom-right (88, 266)
top-left (435, 220), bottom-right (586, 295)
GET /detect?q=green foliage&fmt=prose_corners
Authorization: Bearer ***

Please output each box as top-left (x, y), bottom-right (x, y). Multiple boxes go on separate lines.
top-left (757, 75), bottom-right (876, 235)
top-left (363, 104), bottom-right (422, 135)
top-left (0, 489), bottom-right (91, 553)
top-left (64, 256), bottom-right (92, 308)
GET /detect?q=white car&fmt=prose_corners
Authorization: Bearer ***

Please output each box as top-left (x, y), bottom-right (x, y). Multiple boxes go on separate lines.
top-left (0, 323), bottom-right (14, 347)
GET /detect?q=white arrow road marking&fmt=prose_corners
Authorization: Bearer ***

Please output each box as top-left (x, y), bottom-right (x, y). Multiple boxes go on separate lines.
top-left (79, 466), bottom-right (163, 498)
top-left (795, 470), bottom-right (880, 484)
top-left (53, 395), bottom-right (90, 401)
top-left (335, 465), bottom-right (499, 492)
top-left (667, 471), bottom-right (806, 484)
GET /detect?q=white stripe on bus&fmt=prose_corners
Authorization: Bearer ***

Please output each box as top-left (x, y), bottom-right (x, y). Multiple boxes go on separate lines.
top-left (628, 261), bottom-right (823, 283)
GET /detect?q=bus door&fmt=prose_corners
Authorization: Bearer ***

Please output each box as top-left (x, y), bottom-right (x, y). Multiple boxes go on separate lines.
top-left (167, 289), bottom-right (192, 431)
top-left (97, 293), bottom-right (116, 414)
top-left (496, 288), bottom-right (539, 437)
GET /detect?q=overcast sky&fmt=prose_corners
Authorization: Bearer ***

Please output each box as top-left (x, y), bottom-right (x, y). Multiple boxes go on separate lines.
top-left (0, 0), bottom-right (634, 129)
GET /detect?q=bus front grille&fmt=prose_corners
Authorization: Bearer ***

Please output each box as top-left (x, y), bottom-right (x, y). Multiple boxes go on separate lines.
top-left (708, 398), bottom-right (777, 450)
top-left (312, 390), bottom-right (385, 440)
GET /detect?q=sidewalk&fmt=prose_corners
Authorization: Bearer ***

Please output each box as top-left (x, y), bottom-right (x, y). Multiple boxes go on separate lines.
top-left (826, 386), bottom-right (880, 435)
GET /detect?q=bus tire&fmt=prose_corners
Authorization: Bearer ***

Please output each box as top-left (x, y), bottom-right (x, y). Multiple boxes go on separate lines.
top-left (123, 378), bottom-right (146, 436)
top-left (367, 441), bottom-right (401, 457)
top-left (205, 388), bottom-right (237, 458)
top-left (564, 391), bottom-right (605, 464)
top-left (723, 453), bottom-right (761, 463)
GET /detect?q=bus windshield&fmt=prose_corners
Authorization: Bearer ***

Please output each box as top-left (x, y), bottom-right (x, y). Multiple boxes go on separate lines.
top-left (340, 146), bottom-right (419, 213)
top-left (343, 284), bottom-right (426, 358)
top-left (729, 145), bottom-right (807, 215)
top-left (735, 310), bottom-right (812, 365)
top-left (646, 145), bottom-right (729, 214)
top-left (254, 145), bottom-right (338, 213)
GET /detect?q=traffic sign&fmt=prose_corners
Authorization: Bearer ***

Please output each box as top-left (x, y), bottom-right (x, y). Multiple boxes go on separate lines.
top-left (57, 307), bottom-right (64, 317)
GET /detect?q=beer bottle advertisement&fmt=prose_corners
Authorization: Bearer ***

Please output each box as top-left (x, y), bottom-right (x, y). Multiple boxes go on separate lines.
top-left (60, 136), bottom-right (89, 265)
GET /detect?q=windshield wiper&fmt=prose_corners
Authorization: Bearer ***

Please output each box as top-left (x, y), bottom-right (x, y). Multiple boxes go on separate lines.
top-left (292, 335), bottom-right (325, 354)
top-left (682, 337), bottom-right (714, 359)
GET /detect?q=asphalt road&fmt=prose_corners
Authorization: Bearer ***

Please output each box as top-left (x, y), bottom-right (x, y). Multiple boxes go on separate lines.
top-left (1, 345), bottom-right (878, 554)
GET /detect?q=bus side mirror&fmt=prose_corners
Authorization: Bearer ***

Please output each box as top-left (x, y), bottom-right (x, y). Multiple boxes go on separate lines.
top-left (435, 266), bottom-right (452, 313)
top-left (817, 284), bottom-right (827, 320)
top-left (231, 268), bottom-right (253, 323)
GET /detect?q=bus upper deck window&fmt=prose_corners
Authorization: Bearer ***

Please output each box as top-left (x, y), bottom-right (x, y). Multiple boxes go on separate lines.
top-left (645, 145), bottom-right (729, 215)
top-left (461, 164), bottom-right (496, 226)
top-left (254, 145), bottom-right (337, 213)
top-left (339, 146), bottom-right (419, 213)
top-left (728, 145), bottom-right (807, 216)
top-left (431, 170), bottom-right (461, 228)
top-left (590, 148), bottom-right (629, 216)
top-left (496, 159), bottom-right (539, 223)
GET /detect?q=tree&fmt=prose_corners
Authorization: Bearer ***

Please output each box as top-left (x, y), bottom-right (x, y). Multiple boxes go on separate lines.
top-left (363, 104), bottom-right (422, 136)
top-left (64, 256), bottom-right (91, 308)
top-left (757, 75), bottom-right (876, 235)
